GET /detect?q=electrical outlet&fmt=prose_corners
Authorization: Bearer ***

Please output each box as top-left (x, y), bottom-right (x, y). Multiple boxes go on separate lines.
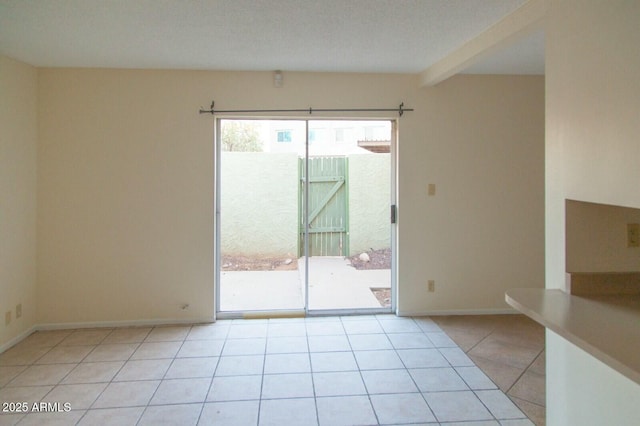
top-left (16, 304), bottom-right (22, 319)
top-left (5, 311), bottom-right (11, 326)
top-left (428, 280), bottom-right (435, 292)
top-left (628, 223), bottom-right (640, 247)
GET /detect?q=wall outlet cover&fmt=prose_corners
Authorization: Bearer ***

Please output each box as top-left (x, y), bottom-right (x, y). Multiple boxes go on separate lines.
top-left (628, 223), bottom-right (640, 247)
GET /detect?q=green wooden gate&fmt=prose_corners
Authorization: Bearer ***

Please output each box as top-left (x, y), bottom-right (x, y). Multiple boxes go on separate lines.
top-left (299, 156), bottom-right (349, 256)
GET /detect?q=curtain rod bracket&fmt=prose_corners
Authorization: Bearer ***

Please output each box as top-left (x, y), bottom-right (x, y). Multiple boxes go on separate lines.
top-left (199, 100), bottom-right (215, 115)
top-left (399, 103), bottom-right (404, 117)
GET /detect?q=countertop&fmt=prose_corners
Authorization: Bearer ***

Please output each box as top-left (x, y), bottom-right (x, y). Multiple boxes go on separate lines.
top-left (506, 288), bottom-right (640, 385)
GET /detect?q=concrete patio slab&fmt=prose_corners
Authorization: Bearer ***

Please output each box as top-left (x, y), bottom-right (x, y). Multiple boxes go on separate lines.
top-left (220, 271), bottom-right (303, 311)
top-left (220, 257), bottom-right (390, 312)
top-left (303, 257), bottom-right (389, 310)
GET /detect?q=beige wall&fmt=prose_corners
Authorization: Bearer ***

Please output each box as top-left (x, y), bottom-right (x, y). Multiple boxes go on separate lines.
top-left (566, 200), bottom-right (640, 273)
top-left (401, 75), bottom-right (545, 314)
top-left (545, 0), bottom-right (640, 424)
top-left (0, 56), bottom-right (38, 349)
top-left (35, 69), bottom-right (543, 324)
top-left (37, 69), bottom-right (215, 324)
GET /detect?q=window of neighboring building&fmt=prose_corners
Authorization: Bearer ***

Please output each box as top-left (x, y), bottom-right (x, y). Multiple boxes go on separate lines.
top-left (309, 128), bottom-right (326, 144)
top-left (277, 130), bottom-right (292, 142)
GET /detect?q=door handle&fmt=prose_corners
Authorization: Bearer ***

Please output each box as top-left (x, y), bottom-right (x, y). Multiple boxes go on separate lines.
top-left (390, 205), bottom-right (397, 224)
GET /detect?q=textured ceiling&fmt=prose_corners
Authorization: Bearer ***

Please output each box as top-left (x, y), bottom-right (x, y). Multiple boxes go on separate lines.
top-left (0, 0), bottom-right (541, 74)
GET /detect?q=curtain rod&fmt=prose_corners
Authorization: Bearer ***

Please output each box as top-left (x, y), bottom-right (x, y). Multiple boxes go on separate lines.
top-left (198, 101), bottom-right (413, 117)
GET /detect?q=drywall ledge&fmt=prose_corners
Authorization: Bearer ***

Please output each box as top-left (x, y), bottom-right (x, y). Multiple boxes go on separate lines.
top-left (506, 288), bottom-right (640, 385)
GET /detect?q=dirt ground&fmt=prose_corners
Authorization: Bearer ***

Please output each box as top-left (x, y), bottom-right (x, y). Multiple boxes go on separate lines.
top-left (347, 248), bottom-right (392, 270)
top-left (222, 248), bottom-right (391, 272)
top-left (221, 255), bottom-right (298, 271)
top-left (371, 288), bottom-right (391, 308)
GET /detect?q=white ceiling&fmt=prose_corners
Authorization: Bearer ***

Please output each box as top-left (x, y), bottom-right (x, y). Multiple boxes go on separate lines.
top-left (0, 0), bottom-right (542, 75)
top-left (461, 29), bottom-right (545, 75)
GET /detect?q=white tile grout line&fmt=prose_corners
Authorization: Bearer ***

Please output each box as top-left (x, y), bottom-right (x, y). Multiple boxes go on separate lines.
top-left (304, 316), bottom-right (321, 426)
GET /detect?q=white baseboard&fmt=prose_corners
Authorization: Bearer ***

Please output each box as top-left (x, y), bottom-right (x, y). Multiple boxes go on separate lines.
top-left (36, 317), bottom-right (216, 331)
top-left (397, 308), bottom-right (519, 317)
top-left (0, 326), bottom-right (37, 353)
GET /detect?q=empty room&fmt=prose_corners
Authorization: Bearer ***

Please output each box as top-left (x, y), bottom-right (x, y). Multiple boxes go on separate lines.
top-left (1, 1), bottom-right (639, 425)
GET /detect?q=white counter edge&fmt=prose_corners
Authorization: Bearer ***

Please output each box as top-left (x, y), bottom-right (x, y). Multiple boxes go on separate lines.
top-left (505, 288), bottom-right (640, 386)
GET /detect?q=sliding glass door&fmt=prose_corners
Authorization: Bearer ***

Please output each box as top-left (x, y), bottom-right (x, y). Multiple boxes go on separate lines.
top-left (216, 118), bottom-right (395, 316)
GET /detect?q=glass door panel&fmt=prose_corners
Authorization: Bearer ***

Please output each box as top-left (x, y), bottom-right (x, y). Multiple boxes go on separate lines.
top-left (306, 120), bottom-right (393, 312)
top-left (218, 119), bottom-right (306, 312)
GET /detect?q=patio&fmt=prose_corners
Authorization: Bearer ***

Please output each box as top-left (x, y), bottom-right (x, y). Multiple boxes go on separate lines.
top-left (220, 257), bottom-right (391, 312)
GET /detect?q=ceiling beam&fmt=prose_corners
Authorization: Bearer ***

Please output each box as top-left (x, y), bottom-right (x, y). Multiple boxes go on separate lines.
top-left (419, 0), bottom-right (548, 87)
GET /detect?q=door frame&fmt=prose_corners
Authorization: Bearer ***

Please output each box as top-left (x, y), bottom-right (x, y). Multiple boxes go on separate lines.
top-left (214, 116), bottom-right (398, 318)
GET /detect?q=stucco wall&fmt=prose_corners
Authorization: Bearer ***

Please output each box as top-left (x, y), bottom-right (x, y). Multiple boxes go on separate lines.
top-left (221, 152), bottom-right (298, 257)
top-left (349, 153), bottom-right (391, 255)
top-left (220, 152), bottom-right (390, 257)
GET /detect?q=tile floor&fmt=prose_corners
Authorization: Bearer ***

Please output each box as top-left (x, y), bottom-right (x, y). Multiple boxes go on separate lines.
top-left (1, 315), bottom-right (539, 426)
top-left (433, 315), bottom-right (545, 426)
